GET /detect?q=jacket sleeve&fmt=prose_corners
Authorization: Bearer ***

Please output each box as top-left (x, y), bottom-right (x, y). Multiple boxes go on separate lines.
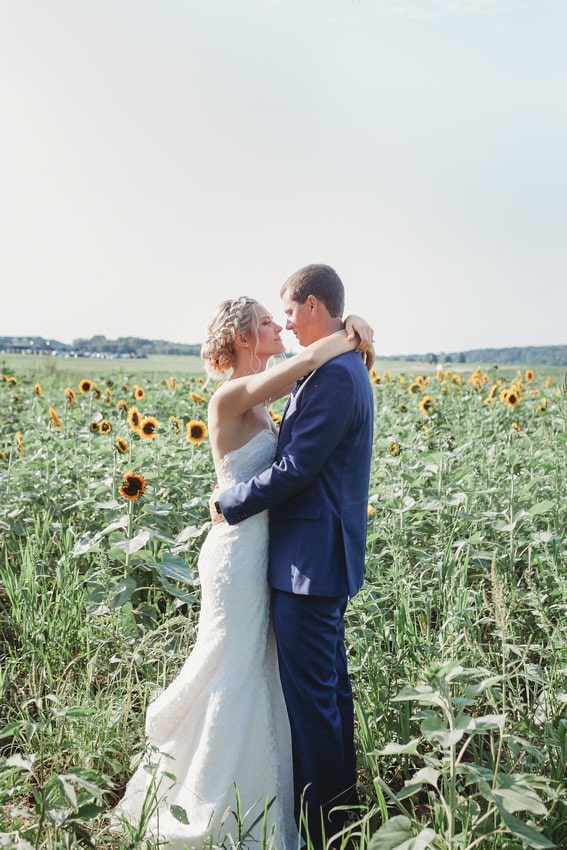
top-left (218, 360), bottom-right (357, 524)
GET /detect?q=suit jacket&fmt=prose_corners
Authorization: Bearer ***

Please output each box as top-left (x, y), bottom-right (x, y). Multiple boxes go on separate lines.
top-left (219, 350), bottom-right (374, 597)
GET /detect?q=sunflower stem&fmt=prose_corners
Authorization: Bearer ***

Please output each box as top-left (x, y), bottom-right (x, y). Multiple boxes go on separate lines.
top-left (125, 497), bottom-right (134, 573)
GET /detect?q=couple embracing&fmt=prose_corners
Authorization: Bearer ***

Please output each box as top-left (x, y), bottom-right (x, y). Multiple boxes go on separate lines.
top-left (114, 264), bottom-right (375, 850)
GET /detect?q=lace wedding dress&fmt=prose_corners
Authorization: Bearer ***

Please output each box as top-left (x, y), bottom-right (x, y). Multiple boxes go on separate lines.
top-left (114, 429), bottom-right (298, 849)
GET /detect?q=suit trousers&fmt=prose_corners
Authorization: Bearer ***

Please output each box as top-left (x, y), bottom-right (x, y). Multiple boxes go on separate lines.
top-left (271, 590), bottom-right (358, 849)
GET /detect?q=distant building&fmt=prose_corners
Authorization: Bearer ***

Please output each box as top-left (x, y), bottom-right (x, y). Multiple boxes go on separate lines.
top-left (0, 336), bottom-right (70, 355)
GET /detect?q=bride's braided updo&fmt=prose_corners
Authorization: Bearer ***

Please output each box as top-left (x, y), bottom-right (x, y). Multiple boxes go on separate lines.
top-left (201, 297), bottom-right (260, 377)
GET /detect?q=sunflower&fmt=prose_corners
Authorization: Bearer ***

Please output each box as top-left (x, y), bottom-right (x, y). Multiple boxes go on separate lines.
top-left (139, 416), bottom-right (159, 439)
top-left (115, 436), bottom-right (129, 454)
top-left (99, 419), bottom-right (112, 434)
top-left (90, 420), bottom-right (100, 432)
top-left (118, 471), bottom-right (147, 500)
top-left (133, 385), bottom-right (145, 401)
top-left (419, 395), bottom-right (436, 416)
top-left (49, 407), bottom-right (63, 427)
top-left (64, 386), bottom-right (77, 405)
top-left (536, 398), bottom-right (549, 414)
top-left (511, 422), bottom-right (521, 431)
top-left (104, 388), bottom-right (113, 406)
top-left (484, 383), bottom-right (500, 404)
top-left (408, 382), bottom-right (422, 395)
top-left (388, 442), bottom-right (400, 457)
top-left (79, 379), bottom-right (93, 394)
top-left (269, 408), bottom-right (282, 426)
top-left (127, 407), bottom-right (141, 431)
top-left (168, 415), bottom-right (182, 434)
top-left (92, 384), bottom-right (102, 400)
top-left (525, 369), bottom-right (534, 382)
top-left (116, 399), bottom-right (129, 414)
top-left (6, 375), bottom-right (17, 384)
top-left (500, 388), bottom-right (519, 408)
top-left (34, 383), bottom-right (42, 396)
top-left (190, 391), bottom-right (207, 403)
top-left (186, 419), bottom-right (208, 444)
top-left (367, 504), bottom-right (375, 517)
top-left (15, 431), bottom-right (24, 455)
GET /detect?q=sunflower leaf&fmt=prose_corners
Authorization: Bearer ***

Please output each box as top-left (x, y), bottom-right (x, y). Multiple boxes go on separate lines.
top-left (114, 527), bottom-right (151, 554)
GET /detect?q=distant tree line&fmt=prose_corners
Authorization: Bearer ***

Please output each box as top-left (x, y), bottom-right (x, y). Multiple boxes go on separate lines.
top-left (3, 335), bottom-right (567, 366)
top-left (70, 335), bottom-right (202, 357)
top-left (392, 345), bottom-right (567, 367)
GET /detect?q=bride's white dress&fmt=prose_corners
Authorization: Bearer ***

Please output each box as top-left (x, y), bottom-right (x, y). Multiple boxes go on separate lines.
top-left (114, 429), bottom-right (298, 849)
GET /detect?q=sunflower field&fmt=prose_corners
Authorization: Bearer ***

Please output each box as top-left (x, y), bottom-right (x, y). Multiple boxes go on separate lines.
top-left (1, 357), bottom-right (566, 849)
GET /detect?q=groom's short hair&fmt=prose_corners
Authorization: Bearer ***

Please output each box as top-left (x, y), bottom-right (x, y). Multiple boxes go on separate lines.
top-left (280, 263), bottom-right (345, 318)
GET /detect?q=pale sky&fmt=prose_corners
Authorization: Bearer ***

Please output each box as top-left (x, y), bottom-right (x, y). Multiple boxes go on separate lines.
top-left (1, 0), bottom-right (565, 356)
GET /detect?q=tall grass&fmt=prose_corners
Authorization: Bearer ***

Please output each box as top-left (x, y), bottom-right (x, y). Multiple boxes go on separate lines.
top-left (1, 359), bottom-right (566, 848)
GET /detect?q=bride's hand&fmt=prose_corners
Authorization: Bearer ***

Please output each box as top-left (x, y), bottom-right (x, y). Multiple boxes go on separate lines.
top-left (344, 313), bottom-right (375, 371)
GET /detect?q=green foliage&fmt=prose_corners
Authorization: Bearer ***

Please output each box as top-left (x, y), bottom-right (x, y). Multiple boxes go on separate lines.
top-left (0, 360), bottom-right (566, 848)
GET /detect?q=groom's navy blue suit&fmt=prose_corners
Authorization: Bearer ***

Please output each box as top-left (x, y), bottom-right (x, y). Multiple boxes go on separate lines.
top-left (219, 349), bottom-right (374, 847)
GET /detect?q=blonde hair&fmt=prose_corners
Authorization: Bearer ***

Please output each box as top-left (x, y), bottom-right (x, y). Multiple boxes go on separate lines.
top-left (201, 297), bottom-right (260, 377)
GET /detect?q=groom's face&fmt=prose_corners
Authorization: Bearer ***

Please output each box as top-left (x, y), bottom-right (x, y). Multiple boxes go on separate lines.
top-left (281, 291), bottom-right (318, 347)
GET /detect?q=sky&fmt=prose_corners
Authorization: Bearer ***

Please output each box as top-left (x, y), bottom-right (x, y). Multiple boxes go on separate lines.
top-left (1, 0), bottom-right (566, 357)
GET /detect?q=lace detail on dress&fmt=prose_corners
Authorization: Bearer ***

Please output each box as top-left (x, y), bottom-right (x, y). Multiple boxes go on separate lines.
top-left (216, 429), bottom-right (278, 489)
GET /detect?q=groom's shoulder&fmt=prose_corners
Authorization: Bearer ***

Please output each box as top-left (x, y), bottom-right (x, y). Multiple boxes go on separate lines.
top-left (318, 350), bottom-right (369, 383)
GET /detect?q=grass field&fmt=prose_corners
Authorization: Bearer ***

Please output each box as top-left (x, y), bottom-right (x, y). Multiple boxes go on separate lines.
top-left (1, 355), bottom-right (566, 848)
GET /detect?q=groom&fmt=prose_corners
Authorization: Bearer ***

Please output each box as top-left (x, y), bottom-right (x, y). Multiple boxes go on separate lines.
top-left (212, 264), bottom-right (374, 848)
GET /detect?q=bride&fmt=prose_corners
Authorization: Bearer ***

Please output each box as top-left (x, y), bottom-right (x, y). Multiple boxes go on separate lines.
top-left (112, 296), bottom-right (373, 849)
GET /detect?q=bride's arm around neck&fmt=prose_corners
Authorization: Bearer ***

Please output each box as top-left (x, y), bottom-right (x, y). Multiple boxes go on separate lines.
top-left (211, 330), bottom-right (359, 422)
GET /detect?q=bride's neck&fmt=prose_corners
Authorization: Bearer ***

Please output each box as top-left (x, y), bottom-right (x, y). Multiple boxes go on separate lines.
top-left (231, 353), bottom-right (269, 379)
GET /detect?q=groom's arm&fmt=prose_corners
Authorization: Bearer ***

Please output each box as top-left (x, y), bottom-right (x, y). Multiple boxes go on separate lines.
top-left (216, 362), bottom-right (356, 525)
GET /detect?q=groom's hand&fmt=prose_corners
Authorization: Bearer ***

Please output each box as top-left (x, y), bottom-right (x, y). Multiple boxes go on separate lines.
top-left (208, 489), bottom-right (225, 524)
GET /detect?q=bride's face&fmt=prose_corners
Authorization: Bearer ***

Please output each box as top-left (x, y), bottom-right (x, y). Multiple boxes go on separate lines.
top-left (251, 304), bottom-right (285, 357)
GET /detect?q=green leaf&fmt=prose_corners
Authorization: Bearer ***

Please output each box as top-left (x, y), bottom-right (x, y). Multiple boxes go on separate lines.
top-left (499, 811), bottom-right (554, 847)
top-left (492, 782), bottom-right (548, 816)
top-left (420, 715), bottom-right (464, 747)
top-left (405, 767), bottom-right (440, 790)
top-left (155, 573), bottom-right (198, 604)
top-left (170, 803), bottom-right (190, 824)
top-left (57, 775), bottom-right (78, 807)
top-left (174, 524), bottom-right (205, 545)
top-left (380, 738), bottom-right (421, 756)
top-left (68, 803), bottom-right (106, 820)
top-left (528, 500), bottom-right (555, 516)
top-left (471, 713), bottom-right (506, 731)
top-left (368, 815), bottom-right (437, 850)
top-left (109, 578), bottom-right (137, 608)
top-left (156, 552), bottom-right (195, 583)
top-left (392, 685), bottom-right (444, 708)
top-left (464, 676), bottom-right (505, 697)
top-left (114, 527), bottom-right (151, 554)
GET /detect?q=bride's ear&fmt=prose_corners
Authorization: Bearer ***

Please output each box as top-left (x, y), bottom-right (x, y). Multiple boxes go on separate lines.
top-left (234, 333), bottom-right (249, 349)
